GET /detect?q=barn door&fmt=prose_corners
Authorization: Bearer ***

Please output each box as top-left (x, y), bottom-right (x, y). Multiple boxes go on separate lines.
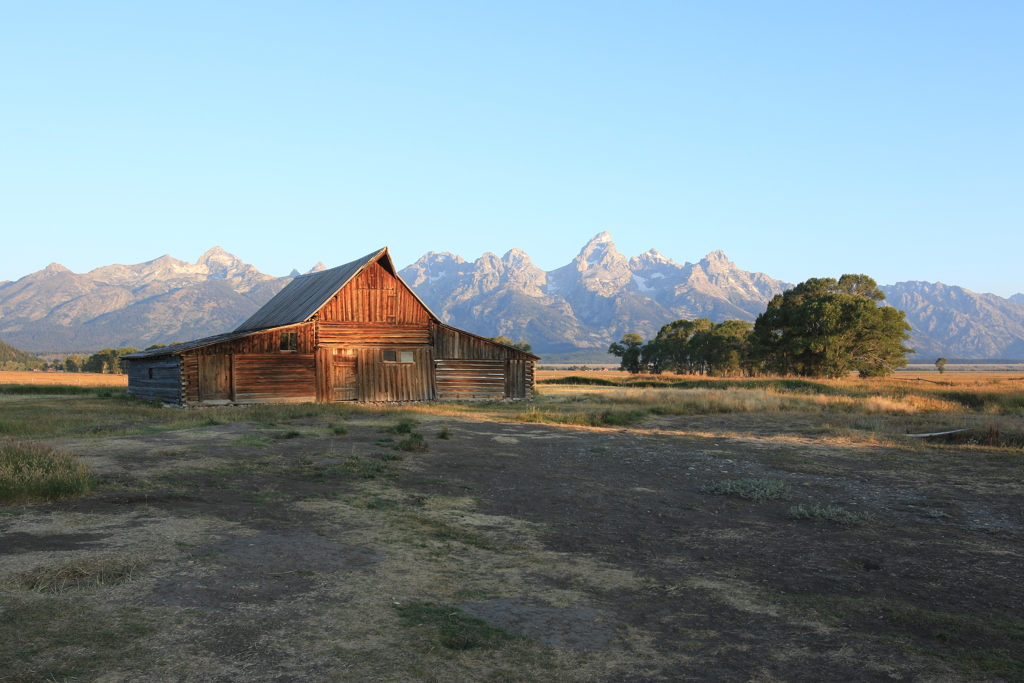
top-left (332, 358), bottom-right (358, 401)
top-left (198, 354), bottom-right (232, 403)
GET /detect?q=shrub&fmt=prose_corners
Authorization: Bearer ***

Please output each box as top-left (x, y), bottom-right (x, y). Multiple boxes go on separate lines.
top-left (0, 438), bottom-right (94, 504)
top-left (330, 423), bottom-right (349, 436)
top-left (437, 424), bottom-right (452, 440)
top-left (395, 601), bottom-right (515, 650)
top-left (387, 418), bottom-right (420, 435)
top-left (789, 504), bottom-right (874, 524)
top-left (398, 433), bottom-right (428, 452)
top-left (701, 478), bottom-right (792, 502)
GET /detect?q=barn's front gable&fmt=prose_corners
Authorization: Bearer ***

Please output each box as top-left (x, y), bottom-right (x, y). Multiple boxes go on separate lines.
top-left (124, 248), bottom-right (537, 406)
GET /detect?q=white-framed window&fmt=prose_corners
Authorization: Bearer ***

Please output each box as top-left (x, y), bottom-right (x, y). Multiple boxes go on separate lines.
top-left (383, 350), bottom-right (414, 363)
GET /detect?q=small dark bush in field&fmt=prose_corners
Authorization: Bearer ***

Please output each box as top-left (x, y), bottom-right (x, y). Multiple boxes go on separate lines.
top-left (395, 601), bottom-right (514, 650)
top-left (0, 438), bottom-right (94, 504)
top-left (789, 504), bottom-right (874, 524)
top-left (371, 452), bottom-right (405, 462)
top-left (274, 430), bottom-right (302, 439)
top-left (437, 424), bottom-right (452, 440)
top-left (600, 409), bottom-right (647, 426)
top-left (398, 433), bottom-right (428, 452)
top-left (387, 418), bottom-right (419, 435)
top-left (330, 423), bottom-right (348, 436)
top-left (701, 478), bottom-right (791, 502)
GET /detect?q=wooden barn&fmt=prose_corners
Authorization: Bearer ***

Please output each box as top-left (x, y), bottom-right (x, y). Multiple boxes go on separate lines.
top-left (122, 248), bottom-right (538, 406)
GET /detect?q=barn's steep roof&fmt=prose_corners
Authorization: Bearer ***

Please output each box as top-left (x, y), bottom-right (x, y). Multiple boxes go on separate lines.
top-left (235, 247), bottom-right (437, 332)
top-left (123, 247), bottom-right (441, 361)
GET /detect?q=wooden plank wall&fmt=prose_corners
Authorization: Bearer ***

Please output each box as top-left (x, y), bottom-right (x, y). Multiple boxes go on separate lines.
top-left (182, 353), bottom-right (200, 405)
top-left (435, 359), bottom-right (506, 400)
top-left (317, 323), bottom-right (430, 346)
top-left (504, 360), bottom-right (536, 399)
top-left (317, 262), bottom-right (430, 324)
top-left (194, 324), bottom-right (314, 355)
top-left (432, 324), bottom-right (530, 360)
top-left (125, 356), bottom-right (182, 403)
top-left (357, 348), bottom-right (434, 402)
top-left (233, 354), bottom-right (316, 403)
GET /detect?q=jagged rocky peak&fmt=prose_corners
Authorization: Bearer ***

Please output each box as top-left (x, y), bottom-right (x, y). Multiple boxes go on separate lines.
top-left (502, 247), bottom-right (533, 268)
top-left (306, 262), bottom-right (327, 274)
top-left (699, 249), bottom-right (735, 271)
top-left (629, 248), bottom-right (678, 270)
top-left (1010, 293), bottom-right (1024, 305)
top-left (575, 231), bottom-right (627, 270)
top-left (399, 251), bottom-right (467, 288)
top-left (197, 246), bottom-right (243, 271)
top-left (288, 269), bottom-right (302, 278)
top-left (44, 263), bottom-right (72, 273)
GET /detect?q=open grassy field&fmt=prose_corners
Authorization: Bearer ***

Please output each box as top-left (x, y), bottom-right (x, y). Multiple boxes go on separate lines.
top-left (0, 371), bottom-right (128, 387)
top-left (1, 378), bottom-right (1022, 681)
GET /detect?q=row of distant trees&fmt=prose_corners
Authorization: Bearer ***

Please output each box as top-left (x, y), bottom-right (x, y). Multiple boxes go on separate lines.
top-left (610, 274), bottom-right (914, 379)
top-left (50, 344), bottom-right (174, 374)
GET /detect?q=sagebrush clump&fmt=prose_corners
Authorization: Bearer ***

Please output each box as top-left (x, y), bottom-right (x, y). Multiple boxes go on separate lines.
top-left (0, 438), bottom-right (94, 504)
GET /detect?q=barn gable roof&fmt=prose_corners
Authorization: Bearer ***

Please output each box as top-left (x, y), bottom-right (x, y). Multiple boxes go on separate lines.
top-left (235, 247), bottom-right (438, 332)
top-left (123, 247), bottom-right (439, 360)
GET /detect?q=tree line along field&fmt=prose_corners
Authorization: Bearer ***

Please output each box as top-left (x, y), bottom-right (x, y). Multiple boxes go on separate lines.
top-left (0, 374), bottom-right (1022, 680)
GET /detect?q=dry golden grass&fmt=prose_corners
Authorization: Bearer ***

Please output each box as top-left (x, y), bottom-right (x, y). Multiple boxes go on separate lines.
top-left (0, 371), bottom-right (127, 387)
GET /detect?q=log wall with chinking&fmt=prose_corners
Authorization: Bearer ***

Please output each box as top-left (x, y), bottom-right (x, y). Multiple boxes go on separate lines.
top-left (317, 262), bottom-right (430, 325)
top-left (233, 354), bottom-right (316, 403)
top-left (125, 356), bottom-right (182, 404)
top-left (434, 359), bottom-right (506, 400)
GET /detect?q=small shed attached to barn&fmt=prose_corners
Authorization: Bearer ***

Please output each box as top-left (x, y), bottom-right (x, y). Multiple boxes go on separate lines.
top-left (123, 248), bottom-right (538, 406)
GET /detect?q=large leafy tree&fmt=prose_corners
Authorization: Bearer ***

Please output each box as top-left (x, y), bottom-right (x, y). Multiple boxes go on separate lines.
top-left (645, 318), bottom-right (754, 376)
top-left (751, 274), bottom-right (912, 378)
top-left (608, 333), bottom-right (646, 374)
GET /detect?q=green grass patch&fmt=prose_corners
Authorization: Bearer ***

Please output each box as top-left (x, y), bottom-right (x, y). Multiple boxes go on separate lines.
top-left (386, 417), bottom-right (420, 434)
top-left (437, 424), bottom-right (452, 440)
top-left (395, 601), bottom-right (516, 650)
top-left (0, 596), bottom-right (157, 681)
top-left (518, 407), bottom-right (648, 428)
top-left (789, 504), bottom-right (874, 524)
top-left (397, 432), bottom-right (429, 452)
top-left (233, 434), bottom-right (270, 448)
top-left (329, 423), bottom-right (349, 436)
top-left (779, 594), bottom-right (1024, 680)
top-left (0, 438), bottom-right (95, 504)
top-left (701, 478), bottom-right (792, 502)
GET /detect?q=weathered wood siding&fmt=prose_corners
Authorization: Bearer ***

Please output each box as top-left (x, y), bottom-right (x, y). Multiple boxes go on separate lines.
top-left (435, 359), bottom-right (506, 400)
top-left (125, 356), bottom-right (182, 404)
top-left (317, 262), bottom-right (430, 324)
top-left (233, 354), bottom-right (316, 403)
top-left (356, 348), bottom-right (434, 402)
top-left (317, 323), bottom-right (430, 346)
top-left (193, 324), bottom-right (314, 355)
top-left (505, 359), bottom-right (535, 399)
top-left (432, 324), bottom-right (529, 360)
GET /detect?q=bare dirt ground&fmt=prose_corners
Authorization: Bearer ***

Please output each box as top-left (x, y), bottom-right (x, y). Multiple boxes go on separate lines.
top-left (2, 404), bottom-right (1023, 681)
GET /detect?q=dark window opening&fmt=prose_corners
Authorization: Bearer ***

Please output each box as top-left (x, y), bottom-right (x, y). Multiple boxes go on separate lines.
top-left (148, 368), bottom-right (154, 379)
top-left (280, 331), bottom-right (298, 351)
top-left (382, 350), bottom-right (414, 363)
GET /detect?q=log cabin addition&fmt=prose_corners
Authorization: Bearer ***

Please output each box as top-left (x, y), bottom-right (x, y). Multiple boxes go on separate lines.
top-left (123, 248), bottom-right (538, 406)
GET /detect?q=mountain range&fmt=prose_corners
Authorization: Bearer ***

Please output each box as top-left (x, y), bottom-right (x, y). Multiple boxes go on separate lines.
top-left (1, 235), bottom-right (1022, 360)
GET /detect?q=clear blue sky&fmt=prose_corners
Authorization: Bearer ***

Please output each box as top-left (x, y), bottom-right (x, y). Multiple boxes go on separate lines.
top-left (2, 2), bottom-right (1021, 296)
